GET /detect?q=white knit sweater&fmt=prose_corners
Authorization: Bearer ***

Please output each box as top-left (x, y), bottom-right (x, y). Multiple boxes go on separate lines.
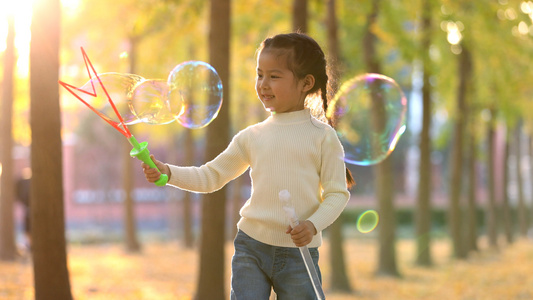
top-left (168, 108), bottom-right (350, 248)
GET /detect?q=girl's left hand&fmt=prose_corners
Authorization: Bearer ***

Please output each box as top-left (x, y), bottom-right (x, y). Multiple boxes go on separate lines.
top-left (286, 220), bottom-right (317, 247)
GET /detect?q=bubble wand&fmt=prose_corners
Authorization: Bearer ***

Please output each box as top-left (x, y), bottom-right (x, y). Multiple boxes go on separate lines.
top-left (279, 190), bottom-right (325, 300)
top-left (59, 48), bottom-right (168, 186)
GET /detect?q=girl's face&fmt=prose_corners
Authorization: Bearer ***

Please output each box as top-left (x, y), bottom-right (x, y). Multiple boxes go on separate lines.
top-left (255, 50), bottom-right (312, 114)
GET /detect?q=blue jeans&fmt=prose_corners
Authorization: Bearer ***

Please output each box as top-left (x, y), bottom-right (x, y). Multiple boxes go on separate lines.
top-left (230, 230), bottom-right (322, 300)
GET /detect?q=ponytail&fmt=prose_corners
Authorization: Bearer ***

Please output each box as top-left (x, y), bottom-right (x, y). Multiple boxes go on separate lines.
top-left (321, 81), bottom-right (356, 189)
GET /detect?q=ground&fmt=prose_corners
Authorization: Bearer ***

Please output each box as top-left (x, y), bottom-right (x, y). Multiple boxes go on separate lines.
top-left (1, 237), bottom-right (532, 299)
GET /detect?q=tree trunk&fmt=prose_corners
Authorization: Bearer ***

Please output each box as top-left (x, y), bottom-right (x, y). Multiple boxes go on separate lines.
top-left (465, 112), bottom-right (479, 252)
top-left (415, 0), bottom-right (433, 267)
top-left (502, 127), bottom-right (513, 244)
top-left (448, 46), bottom-right (471, 259)
top-left (362, 0), bottom-right (399, 277)
top-left (529, 136), bottom-right (533, 236)
top-left (195, 0), bottom-right (230, 299)
top-left (328, 214), bottom-right (353, 289)
top-left (183, 129), bottom-right (195, 248)
top-left (486, 109), bottom-right (499, 250)
top-left (123, 37), bottom-right (141, 253)
top-left (123, 137), bottom-right (141, 252)
top-left (326, 0), bottom-right (340, 71)
top-left (515, 122), bottom-right (527, 237)
top-left (292, 0), bottom-right (308, 33)
top-left (325, 0), bottom-right (353, 292)
top-left (0, 14), bottom-right (18, 261)
top-left (30, 0), bottom-right (73, 298)
top-left (375, 159), bottom-right (398, 277)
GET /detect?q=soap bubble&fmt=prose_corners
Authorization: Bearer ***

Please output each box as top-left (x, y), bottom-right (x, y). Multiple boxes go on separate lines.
top-left (357, 210), bottom-right (379, 233)
top-left (129, 79), bottom-right (174, 125)
top-left (327, 73), bottom-right (407, 166)
top-left (69, 61), bottom-right (223, 130)
top-left (78, 72), bottom-right (145, 125)
top-left (168, 61), bottom-right (223, 129)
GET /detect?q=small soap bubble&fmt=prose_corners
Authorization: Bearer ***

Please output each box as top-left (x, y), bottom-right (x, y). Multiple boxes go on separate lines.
top-left (168, 61), bottom-right (223, 129)
top-left (357, 210), bottom-right (379, 233)
top-left (327, 73), bottom-right (407, 165)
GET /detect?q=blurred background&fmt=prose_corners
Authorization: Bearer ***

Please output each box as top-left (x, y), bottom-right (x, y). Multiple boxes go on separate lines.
top-left (1, 0), bottom-right (533, 299)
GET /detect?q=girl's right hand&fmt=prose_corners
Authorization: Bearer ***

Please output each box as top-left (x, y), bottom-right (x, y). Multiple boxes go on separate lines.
top-left (286, 220), bottom-right (317, 247)
top-left (141, 155), bottom-right (171, 183)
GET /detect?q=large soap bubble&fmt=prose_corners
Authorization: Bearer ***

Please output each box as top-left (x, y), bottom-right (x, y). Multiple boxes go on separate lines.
top-left (327, 73), bottom-right (407, 166)
top-left (168, 61), bottom-right (223, 129)
top-left (129, 79), bottom-right (174, 125)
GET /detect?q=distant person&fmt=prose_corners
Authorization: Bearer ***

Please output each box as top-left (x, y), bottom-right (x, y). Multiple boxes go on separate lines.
top-left (16, 167), bottom-right (32, 250)
top-left (140, 32), bottom-right (354, 299)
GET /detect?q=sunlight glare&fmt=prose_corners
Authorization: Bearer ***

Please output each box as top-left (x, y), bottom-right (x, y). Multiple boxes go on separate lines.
top-left (0, 0), bottom-right (33, 77)
top-left (521, 1), bottom-right (533, 14)
top-left (445, 22), bottom-right (463, 45)
top-left (1, 0), bottom-right (80, 77)
top-left (62, 0), bottom-right (81, 15)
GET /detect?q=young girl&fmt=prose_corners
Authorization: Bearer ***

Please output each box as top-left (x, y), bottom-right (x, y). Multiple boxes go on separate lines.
top-left (142, 32), bottom-right (354, 299)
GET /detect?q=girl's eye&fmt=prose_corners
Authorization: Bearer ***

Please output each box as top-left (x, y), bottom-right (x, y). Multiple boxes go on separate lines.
top-left (257, 74), bottom-right (263, 79)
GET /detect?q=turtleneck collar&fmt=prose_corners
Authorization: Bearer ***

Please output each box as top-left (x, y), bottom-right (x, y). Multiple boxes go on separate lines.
top-left (268, 108), bottom-right (311, 124)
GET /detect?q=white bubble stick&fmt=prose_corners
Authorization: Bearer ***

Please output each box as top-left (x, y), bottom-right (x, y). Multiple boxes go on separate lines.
top-left (279, 190), bottom-right (325, 300)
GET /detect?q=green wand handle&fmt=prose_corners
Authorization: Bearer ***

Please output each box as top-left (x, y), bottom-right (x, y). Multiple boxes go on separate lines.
top-left (128, 136), bottom-right (168, 187)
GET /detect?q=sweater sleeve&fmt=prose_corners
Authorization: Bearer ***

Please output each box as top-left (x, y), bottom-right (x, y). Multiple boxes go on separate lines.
top-left (167, 130), bottom-right (250, 193)
top-left (307, 127), bottom-right (350, 232)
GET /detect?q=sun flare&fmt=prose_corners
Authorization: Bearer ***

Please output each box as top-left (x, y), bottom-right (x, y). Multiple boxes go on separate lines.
top-left (0, 0), bottom-right (80, 77)
top-left (0, 0), bottom-right (33, 77)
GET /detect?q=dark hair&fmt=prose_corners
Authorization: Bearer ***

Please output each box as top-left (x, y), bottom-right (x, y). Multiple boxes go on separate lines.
top-left (258, 32), bottom-right (355, 188)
